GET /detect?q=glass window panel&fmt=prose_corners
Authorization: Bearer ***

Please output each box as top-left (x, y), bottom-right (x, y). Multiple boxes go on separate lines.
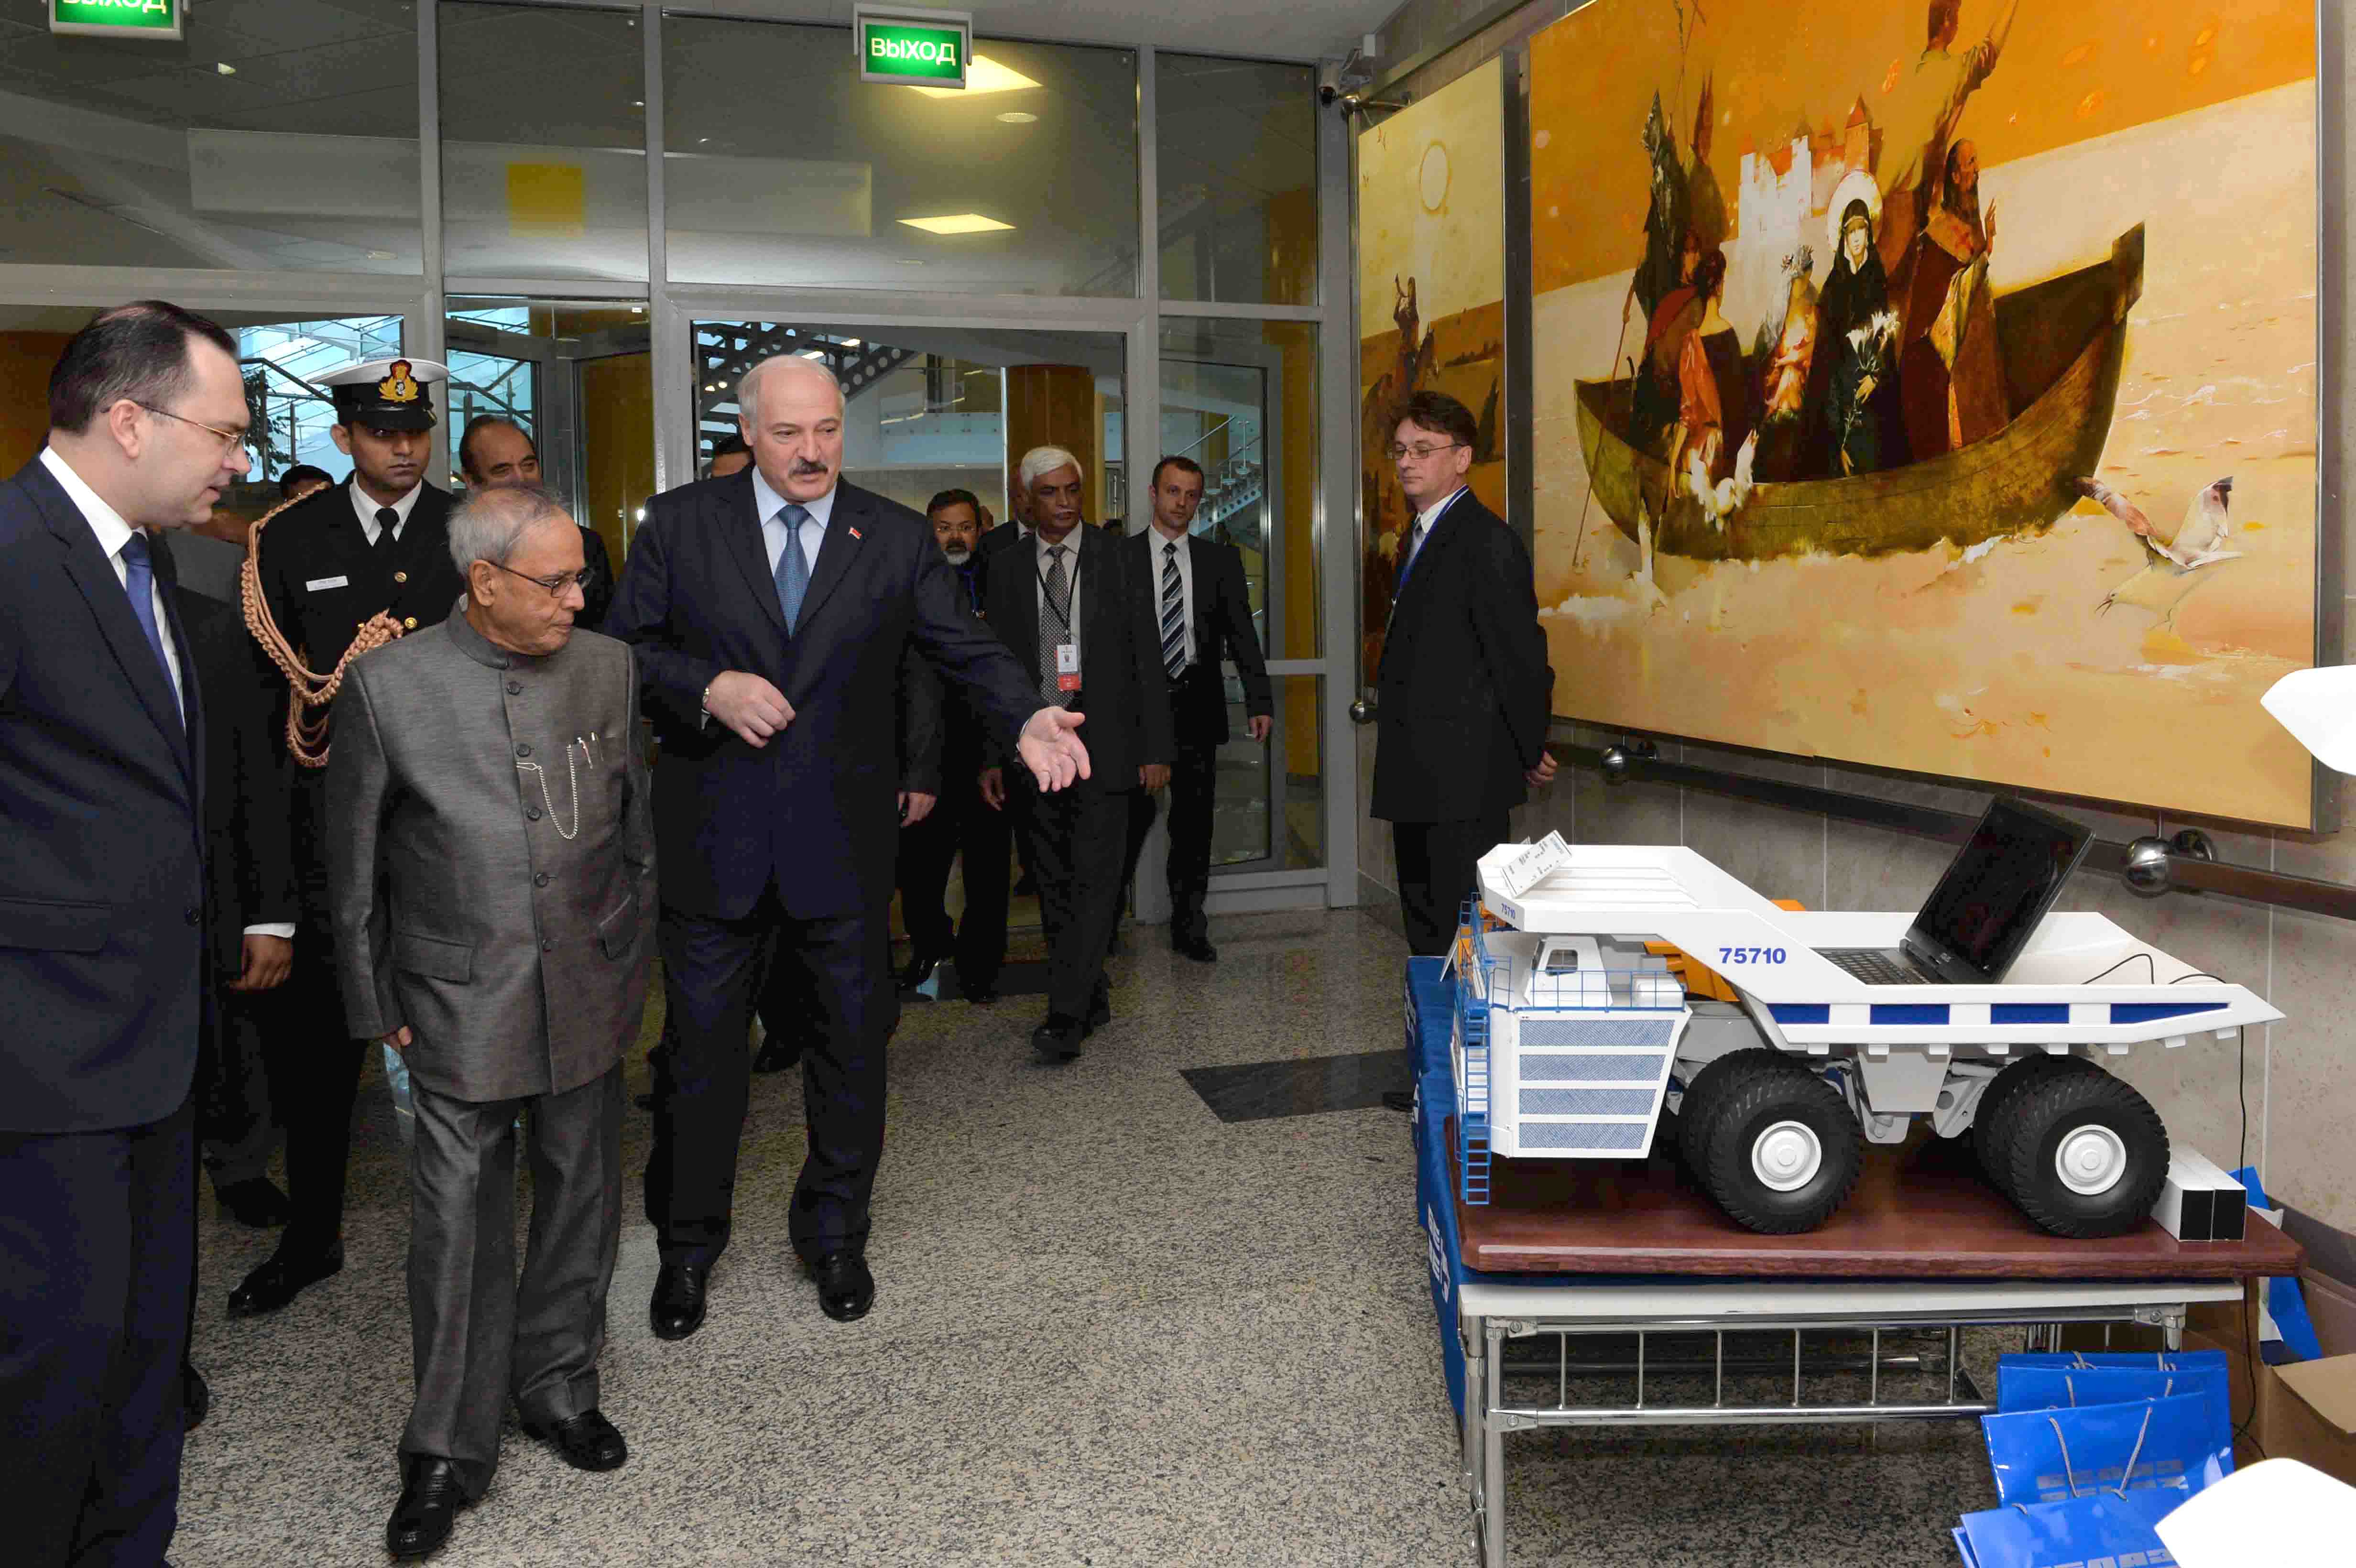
top-left (690, 319), bottom-right (1122, 525)
top-left (1157, 316), bottom-right (1319, 660)
top-left (439, 4), bottom-right (646, 282)
top-left (1211, 674), bottom-right (1323, 871)
top-left (665, 20), bottom-right (1138, 297)
top-left (445, 296), bottom-right (653, 565)
top-left (1156, 54), bottom-right (1317, 306)
top-left (0, 0), bottom-right (422, 273)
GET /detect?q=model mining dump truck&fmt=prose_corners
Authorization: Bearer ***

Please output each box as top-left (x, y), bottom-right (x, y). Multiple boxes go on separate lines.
top-left (1450, 835), bottom-right (2279, 1237)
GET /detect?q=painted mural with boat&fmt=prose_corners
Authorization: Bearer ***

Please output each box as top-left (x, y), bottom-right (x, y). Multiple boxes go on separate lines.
top-left (1527, 0), bottom-right (2320, 827)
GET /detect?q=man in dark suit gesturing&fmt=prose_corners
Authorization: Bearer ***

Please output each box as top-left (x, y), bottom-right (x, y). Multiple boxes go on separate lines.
top-left (979, 448), bottom-right (1173, 1062)
top-left (1119, 456), bottom-right (1273, 962)
top-left (1372, 391), bottom-right (1556, 969)
top-left (608, 356), bottom-right (1086, 1333)
top-left (0, 300), bottom-right (251, 1566)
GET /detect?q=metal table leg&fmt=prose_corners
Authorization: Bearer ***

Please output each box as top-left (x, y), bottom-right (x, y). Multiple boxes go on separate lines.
top-left (1482, 1317), bottom-right (1508, 1568)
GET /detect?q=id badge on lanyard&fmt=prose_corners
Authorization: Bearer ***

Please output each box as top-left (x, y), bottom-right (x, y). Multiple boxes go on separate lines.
top-left (1055, 642), bottom-right (1081, 693)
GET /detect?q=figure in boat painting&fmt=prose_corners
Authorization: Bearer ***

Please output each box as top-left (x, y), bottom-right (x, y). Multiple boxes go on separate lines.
top-left (1898, 139), bottom-right (2007, 459)
top-left (1810, 198), bottom-right (1906, 479)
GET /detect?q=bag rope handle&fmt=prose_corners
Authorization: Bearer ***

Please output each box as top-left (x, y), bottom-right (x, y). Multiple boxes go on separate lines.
top-left (239, 494), bottom-right (407, 768)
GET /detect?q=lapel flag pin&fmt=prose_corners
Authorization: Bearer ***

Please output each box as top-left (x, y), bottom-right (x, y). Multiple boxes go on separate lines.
top-left (848, 526), bottom-right (862, 540)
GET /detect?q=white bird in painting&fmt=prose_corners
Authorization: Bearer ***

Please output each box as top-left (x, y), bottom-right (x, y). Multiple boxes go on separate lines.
top-left (1685, 430), bottom-right (1760, 530)
top-left (2074, 475), bottom-right (2241, 618)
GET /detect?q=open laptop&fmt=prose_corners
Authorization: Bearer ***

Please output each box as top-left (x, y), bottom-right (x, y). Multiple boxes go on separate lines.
top-left (1817, 797), bottom-right (2094, 986)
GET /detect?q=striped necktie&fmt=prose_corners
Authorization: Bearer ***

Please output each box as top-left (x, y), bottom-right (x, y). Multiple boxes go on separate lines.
top-left (1160, 539), bottom-right (1186, 679)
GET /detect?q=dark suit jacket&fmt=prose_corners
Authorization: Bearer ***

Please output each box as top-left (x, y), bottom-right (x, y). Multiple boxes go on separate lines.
top-left (1371, 491), bottom-right (1553, 824)
top-left (577, 524), bottom-right (616, 632)
top-left (0, 457), bottom-right (208, 1132)
top-left (607, 473), bottom-right (1043, 921)
top-left (174, 590), bottom-right (297, 979)
top-left (1125, 528), bottom-right (1274, 749)
top-left (979, 524), bottom-right (1173, 790)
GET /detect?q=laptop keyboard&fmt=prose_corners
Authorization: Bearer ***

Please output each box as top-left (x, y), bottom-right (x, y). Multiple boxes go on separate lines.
top-left (1820, 948), bottom-right (1934, 986)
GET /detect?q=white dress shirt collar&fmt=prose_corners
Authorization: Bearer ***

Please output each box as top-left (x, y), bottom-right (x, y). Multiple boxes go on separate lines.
top-left (751, 467), bottom-right (836, 532)
top-left (38, 447), bottom-right (135, 561)
top-left (1413, 486), bottom-right (1469, 536)
top-left (350, 477), bottom-right (425, 544)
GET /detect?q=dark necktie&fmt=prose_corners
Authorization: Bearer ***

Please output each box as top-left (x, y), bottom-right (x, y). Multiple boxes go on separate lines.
top-left (373, 506), bottom-right (400, 554)
top-left (1037, 544), bottom-right (1071, 708)
top-left (117, 534), bottom-right (182, 723)
top-left (1160, 539), bottom-right (1186, 678)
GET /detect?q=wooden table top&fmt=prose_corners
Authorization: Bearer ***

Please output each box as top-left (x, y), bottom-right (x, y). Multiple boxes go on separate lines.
top-left (1451, 1122), bottom-right (2303, 1281)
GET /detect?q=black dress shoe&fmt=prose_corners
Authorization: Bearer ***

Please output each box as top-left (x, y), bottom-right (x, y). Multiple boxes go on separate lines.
top-left (752, 1035), bottom-right (800, 1074)
top-left (896, 953), bottom-right (945, 992)
top-left (811, 1252), bottom-right (875, 1322)
top-left (649, 1262), bottom-right (709, 1340)
top-left (182, 1361), bottom-right (209, 1432)
top-left (1083, 980), bottom-right (1112, 1037)
top-left (386, 1455), bottom-right (470, 1559)
top-left (1174, 934), bottom-right (1220, 964)
top-left (1031, 1015), bottom-right (1085, 1063)
top-left (525, 1408), bottom-right (628, 1472)
top-left (226, 1241), bottom-right (343, 1317)
top-left (961, 982), bottom-right (998, 1005)
top-left (214, 1176), bottom-right (292, 1229)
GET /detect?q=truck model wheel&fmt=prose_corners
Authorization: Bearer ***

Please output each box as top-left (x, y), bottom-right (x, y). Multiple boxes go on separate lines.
top-left (1678, 1048), bottom-right (1789, 1176)
top-left (2000, 1069), bottom-right (2170, 1239)
top-left (1973, 1054), bottom-right (2100, 1196)
top-left (1693, 1054), bottom-right (1864, 1234)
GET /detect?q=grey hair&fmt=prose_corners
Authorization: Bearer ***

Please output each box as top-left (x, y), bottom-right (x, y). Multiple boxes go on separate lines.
top-left (447, 482), bottom-right (570, 576)
top-left (736, 354), bottom-right (845, 427)
top-left (1017, 445), bottom-right (1084, 494)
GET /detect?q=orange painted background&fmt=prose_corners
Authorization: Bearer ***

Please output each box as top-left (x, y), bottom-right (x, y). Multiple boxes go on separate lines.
top-left (1531, 0), bottom-right (2315, 294)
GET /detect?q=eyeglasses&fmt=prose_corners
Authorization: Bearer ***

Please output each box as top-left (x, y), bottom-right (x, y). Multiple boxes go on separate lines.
top-left (488, 559), bottom-right (591, 597)
top-left (1386, 440), bottom-right (1464, 462)
top-left (133, 402), bottom-right (248, 455)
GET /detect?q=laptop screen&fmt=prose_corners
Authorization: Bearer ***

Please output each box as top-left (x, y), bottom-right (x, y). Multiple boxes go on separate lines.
top-left (1909, 798), bottom-right (2093, 982)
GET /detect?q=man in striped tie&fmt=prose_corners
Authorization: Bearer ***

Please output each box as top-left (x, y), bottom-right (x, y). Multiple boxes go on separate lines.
top-left (1119, 457), bottom-right (1272, 962)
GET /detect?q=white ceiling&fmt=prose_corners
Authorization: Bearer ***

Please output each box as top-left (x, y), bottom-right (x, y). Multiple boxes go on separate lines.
top-left (696, 0), bottom-right (1392, 63)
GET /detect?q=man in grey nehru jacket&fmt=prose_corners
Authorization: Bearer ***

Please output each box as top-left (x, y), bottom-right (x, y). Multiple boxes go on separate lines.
top-left (327, 483), bottom-right (655, 1559)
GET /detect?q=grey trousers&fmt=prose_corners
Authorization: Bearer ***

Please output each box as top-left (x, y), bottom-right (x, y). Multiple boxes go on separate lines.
top-left (404, 1065), bottom-right (623, 1499)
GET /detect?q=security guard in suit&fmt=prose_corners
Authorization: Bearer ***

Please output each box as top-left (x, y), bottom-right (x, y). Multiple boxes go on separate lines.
top-left (232, 357), bottom-right (469, 1317)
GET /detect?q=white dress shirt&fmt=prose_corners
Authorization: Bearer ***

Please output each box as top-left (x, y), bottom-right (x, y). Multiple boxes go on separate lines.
top-left (752, 468), bottom-right (832, 577)
top-left (1032, 527), bottom-right (1085, 664)
top-left (1150, 525), bottom-right (1195, 669)
top-left (40, 448), bottom-right (185, 714)
top-left (351, 477), bottom-right (425, 545)
top-left (1403, 486), bottom-right (1468, 576)
top-left (41, 449), bottom-right (293, 943)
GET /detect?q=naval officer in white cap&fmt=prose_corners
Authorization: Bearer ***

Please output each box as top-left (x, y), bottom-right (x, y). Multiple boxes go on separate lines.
top-left (230, 356), bottom-right (470, 1318)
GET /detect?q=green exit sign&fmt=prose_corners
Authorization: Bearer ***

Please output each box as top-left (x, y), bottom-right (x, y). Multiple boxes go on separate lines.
top-left (855, 5), bottom-right (971, 88)
top-left (50, 0), bottom-right (184, 40)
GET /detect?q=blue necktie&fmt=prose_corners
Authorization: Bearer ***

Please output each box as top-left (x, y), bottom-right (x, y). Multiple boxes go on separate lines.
top-left (118, 534), bottom-right (182, 722)
top-left (774, 503), bottom-right (811, 632)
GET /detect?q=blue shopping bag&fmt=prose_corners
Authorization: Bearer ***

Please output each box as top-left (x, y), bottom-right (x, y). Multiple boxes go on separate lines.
top-left (1998, 1361), bottom-right (2231, 1416)
top-left (1956, 1486), bottom-right (2184, 1568)
top-left (1982, 1391), bottom-right (2232, 1508)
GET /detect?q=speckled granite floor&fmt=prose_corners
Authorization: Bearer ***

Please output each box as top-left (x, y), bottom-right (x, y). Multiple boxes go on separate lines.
top-left (174, 909), bottom-right (1994, 1567)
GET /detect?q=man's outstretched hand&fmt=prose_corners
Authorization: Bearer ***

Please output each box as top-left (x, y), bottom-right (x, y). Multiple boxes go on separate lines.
top-left (1017, 707), bottom-right (1091, 791)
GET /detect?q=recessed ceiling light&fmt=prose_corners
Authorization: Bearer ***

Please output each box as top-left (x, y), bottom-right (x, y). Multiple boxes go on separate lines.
top-left (840, 338), bottom-right (862, 348)
top-left (996, 111), bottom-right (1037, 124)
top-left (908, 56), bottom-right (1041, 98)
top-left (215, 62), bottom-right (238, 76)
top-left (894, 259), bottom-right (927, 267)
top-left (366, 249), bottom-right (395, 260)
top-left (898, 213), bottom-right (1014, 235)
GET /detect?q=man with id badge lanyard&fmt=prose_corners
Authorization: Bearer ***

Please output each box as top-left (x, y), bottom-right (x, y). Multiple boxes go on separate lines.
top-left (979, 447), bottom-right (1173, 1063)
